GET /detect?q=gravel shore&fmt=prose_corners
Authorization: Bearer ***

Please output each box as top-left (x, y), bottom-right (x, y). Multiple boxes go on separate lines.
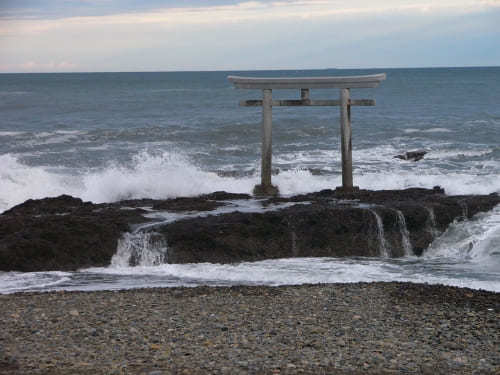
top-left (1, 282), bottom-right (498, 374)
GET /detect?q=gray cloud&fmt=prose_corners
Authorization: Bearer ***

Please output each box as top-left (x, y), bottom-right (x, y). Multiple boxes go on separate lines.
top-left (0, 0), bottom-right (255, 19)
top-left (1, 1), bottom-right (498, 72)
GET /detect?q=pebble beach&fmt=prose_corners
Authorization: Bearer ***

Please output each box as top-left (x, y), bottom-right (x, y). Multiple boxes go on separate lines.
top-left (1, 282), bottom-right (499, 374)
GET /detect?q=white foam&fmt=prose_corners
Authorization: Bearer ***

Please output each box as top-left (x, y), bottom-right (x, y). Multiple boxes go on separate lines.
top-left (0, 152), bottom-right (257, 212)
top-left (220, 146), bottom-right (245, 152)
top-left (422, 128), bottom-right (453, 133)
top-left (403, 128), bottom-right (420, 133)
top-left (0, 131), bottom-right (25, 137)
top-left (112, 232), bottom-right (167, 267)
top-left (273, 169), bottom-right (334, 195)
top-left (54, 130), bottom-right (85, 135)
top-left (29, 131), bottom-right (83, 146)
top-left (425, 204), bottom-right (500, 264)
top-left (403, 128), bottom-right (453, 133)
top-left (1, 150), bottom-right (498, 214)
top-left (274, 149), bottom-right (341, 165)
top-left (0, 154), bottom-right (82, 213)
top-left (355, 171), bottom-right (500, 195)
top-left (80, 256), bottom-right (500, 293)
top-left (79, 151), bottom-right (256, 203)
top-left (0, 271), bottom-right (71, 294)
top-left (425, 149), bottom-right (493, 159)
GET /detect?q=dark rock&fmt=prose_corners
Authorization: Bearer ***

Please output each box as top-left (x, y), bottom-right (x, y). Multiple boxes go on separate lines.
top-left (394, 150), bottom-right (427, 161)
top-left (199, 191), bottom-right (252, 201)
top-left (160, 189), bottom-right (500, 263)
top-left (152, 197), bottom-right (224, 212)
top-left (2, 195), bottom-right (89, 216)
top-left (0, 196), bottom-right (150, 272)
top-left (162, 204), bottom-right (383, 263)
top-left (118, 192), bottom-right (251, 212)
top-left (0, 189), bottom-right (499, 271)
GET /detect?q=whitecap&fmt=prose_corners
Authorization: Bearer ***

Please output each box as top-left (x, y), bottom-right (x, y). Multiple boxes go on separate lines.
top-left (0, 131), bottom-right (26, 137)
top-left (422, 128), bottom-right (453, 133)
top-left (403, 128), bottom-right (453, 133)
top-left (403, 128), bottom-right (420, 133)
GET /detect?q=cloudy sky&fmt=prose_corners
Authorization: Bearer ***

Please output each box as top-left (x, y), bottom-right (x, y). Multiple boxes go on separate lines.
top-left (1, 0), bottom-right (499, 72)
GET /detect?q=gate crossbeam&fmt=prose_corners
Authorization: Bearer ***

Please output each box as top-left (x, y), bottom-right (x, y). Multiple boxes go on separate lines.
top-left (240, 99), bottom-right (376, 107)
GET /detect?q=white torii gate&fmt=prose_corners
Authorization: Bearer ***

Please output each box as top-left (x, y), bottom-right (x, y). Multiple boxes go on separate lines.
top-left (228, 73), bottom-right (386, 195)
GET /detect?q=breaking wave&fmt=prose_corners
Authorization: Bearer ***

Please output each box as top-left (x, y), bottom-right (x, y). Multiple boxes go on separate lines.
top-left (1, 149), bottom-right (499, 213)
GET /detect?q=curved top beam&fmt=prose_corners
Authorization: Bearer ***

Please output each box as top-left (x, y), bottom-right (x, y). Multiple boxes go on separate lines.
top-left (228, 73), bottom-right (386, 89)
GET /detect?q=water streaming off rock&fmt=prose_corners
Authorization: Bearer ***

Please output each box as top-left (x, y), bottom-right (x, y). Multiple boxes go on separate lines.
top-left (395, 210), bottom-right (414, 256)
top-left (112, 231), bottom-right (167, 267)
top-left (425, 206), bottom-right (440, 239)
top-left (368, 209), bottom-right (390, 257)
top-left (459, 201), bottom-right (469, 220)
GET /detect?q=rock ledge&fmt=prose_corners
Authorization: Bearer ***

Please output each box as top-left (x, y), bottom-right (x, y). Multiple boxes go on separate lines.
top-left (1, 188), bottom-right (499, 271)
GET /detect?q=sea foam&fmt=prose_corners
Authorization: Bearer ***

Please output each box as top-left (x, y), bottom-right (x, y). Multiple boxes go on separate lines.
top-left (1, 150), bottom-right (499, 213)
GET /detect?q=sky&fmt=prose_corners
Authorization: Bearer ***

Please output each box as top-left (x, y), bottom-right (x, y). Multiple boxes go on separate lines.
top-left (0, 0), bottom-right (499, 72)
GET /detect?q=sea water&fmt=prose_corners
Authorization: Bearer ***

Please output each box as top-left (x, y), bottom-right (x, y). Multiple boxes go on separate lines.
top-left (0, 67), bottom-right (499, 293)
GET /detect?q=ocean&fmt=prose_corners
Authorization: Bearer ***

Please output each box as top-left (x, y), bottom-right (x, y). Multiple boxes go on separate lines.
top-left (1, 67), bottom-right (499, 293)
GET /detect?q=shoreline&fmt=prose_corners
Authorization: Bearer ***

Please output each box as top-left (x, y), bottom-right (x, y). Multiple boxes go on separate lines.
top-left (1, 282), bottom-right (499, 374)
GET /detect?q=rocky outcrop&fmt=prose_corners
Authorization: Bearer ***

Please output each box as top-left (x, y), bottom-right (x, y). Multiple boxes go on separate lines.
top-left (162, 188), bottom-right (500, 263)
top-left (394, 150), bottom-right (427, 161)
top-left (0, 196), bottom-right (149, 272)
top-left (0, 189), bottom-right (499, 271)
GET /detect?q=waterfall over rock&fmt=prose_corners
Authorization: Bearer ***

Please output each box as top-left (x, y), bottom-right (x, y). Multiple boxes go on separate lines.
top-left (425, 206), bottom-right (440, 239)
top-left (395, 210), bottom-right (414, 256)
top-left (369, 208), bottom-right (390, 257)
top-left (112, 231), bottom-right (167, 267)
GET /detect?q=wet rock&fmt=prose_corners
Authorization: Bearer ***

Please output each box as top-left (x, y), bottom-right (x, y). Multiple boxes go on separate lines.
top-left (394, 150), bottom-right (427, 161)
top-left (0, 189), bottom-right (499, 271)
top-left (151, 192), bottom-right (252, 211)
top-left (161, 189), bottom-right (500, 263)
top-left (0, 196), bottom-right (149, 272)
top-left (152, 197), bottom-right (224, 212)
top-left (199, 191), bottom-right (252, 201)
top-left (162, 204), bottom-right (382, 263)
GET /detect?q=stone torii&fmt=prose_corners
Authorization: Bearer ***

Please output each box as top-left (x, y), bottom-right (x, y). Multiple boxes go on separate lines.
top-left (228, 73), bottom-right (386, 195)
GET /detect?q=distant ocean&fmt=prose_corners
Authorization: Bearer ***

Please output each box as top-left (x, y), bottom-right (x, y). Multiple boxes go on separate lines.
top-left (1, 67), bottom-right (499, 293)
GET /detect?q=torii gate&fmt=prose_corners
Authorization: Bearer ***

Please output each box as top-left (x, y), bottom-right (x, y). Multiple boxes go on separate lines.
top-left (228, 73), bottom-right (386, 195)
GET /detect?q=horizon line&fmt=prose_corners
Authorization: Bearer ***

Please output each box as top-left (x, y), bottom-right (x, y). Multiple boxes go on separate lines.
top-left (0, 65), bottom-right (499, 75)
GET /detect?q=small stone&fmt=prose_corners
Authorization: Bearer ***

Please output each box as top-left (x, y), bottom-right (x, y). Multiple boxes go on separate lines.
top-left (453, 356), bottom-right (467, 365)
top-left (69, 309), bottom-right (79, 317)
top-left (88, 328), bottom-right (97, 336)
